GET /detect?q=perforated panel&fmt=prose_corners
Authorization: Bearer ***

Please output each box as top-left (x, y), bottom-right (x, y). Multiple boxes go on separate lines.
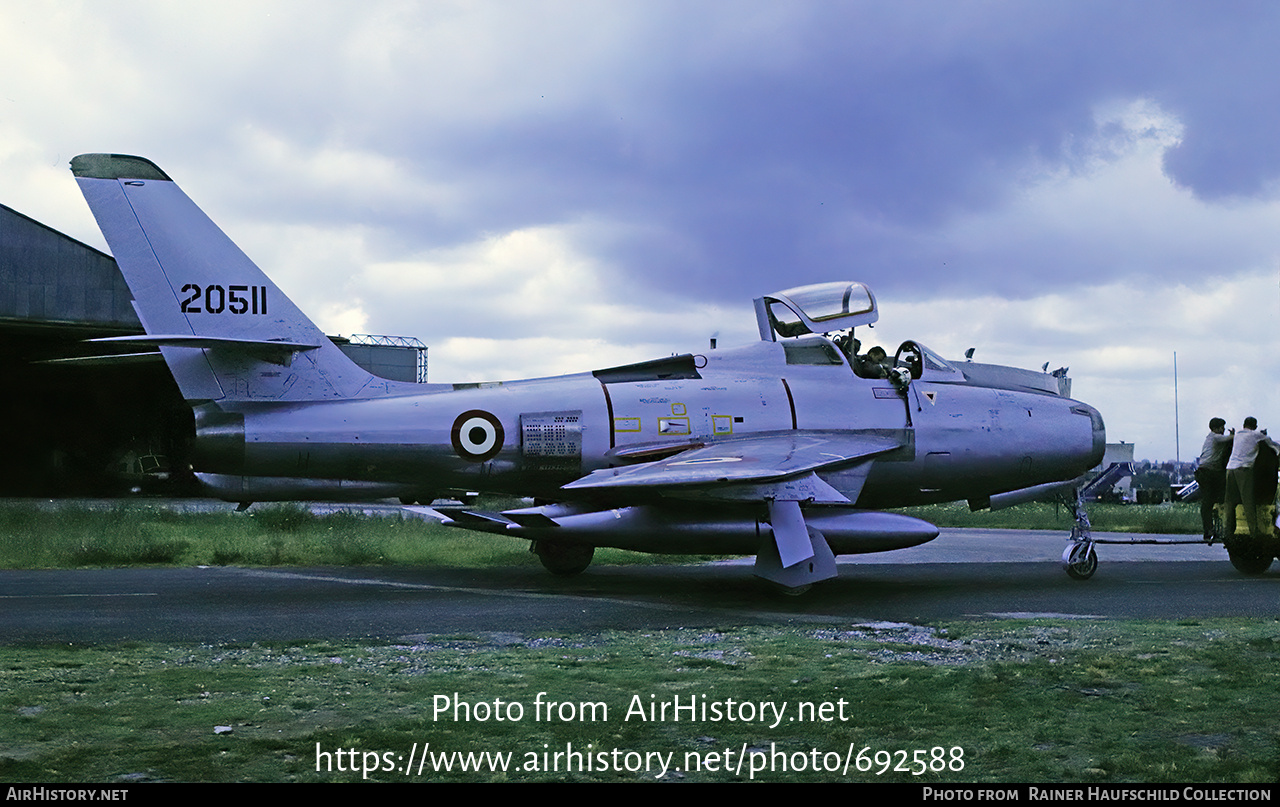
top-left (520, 411), bottom-right (583, 471)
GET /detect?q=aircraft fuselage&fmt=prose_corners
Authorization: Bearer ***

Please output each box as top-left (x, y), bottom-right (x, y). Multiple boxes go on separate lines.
top-left (69, 153), bottom-right (1108, 587)
top-left (195, 339), bottom-right (1104, 509)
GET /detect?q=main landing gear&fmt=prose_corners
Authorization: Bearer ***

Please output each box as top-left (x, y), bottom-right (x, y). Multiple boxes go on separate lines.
top-left (532, 540), bottom-right (595, 576)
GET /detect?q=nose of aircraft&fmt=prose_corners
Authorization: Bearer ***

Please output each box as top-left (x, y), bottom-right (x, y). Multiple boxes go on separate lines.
top-left (1074, 403), bottom-right (1106, 467)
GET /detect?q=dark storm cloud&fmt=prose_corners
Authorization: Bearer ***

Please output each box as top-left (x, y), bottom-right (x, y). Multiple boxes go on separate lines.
top-left (18, 2), bottom-right (1280, 289)
top-left (8, 1), bottom-right (1275, 457)
top-left (302, 1), bottom-right (1280, 306)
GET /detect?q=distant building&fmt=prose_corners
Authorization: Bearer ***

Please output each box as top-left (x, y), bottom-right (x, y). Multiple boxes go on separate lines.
top-left (1103, 442), bottom-right (1134, 468)
top-left (0, 202), bottom-right (426, 496)
top-left (1085, 442), bottom-right (1135, 503)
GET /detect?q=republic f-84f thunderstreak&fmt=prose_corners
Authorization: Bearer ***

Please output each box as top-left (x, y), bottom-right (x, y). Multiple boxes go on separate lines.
top-left (71, 153), bottom-right (1106, 591)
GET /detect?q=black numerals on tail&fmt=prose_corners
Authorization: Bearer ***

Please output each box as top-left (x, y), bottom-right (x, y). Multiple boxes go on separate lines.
top-left (180, 284), bottom-right (268, 315)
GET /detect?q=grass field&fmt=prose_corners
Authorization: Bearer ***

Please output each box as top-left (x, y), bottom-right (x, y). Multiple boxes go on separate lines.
top-left (0, 498), bottom-right (1203, 570)
top-left (0, 500), bottom-right (724, 570)
top-left (4, 498), bottom-right (1271, 783)
top-left (895, 501), bottom-right (1202, 535)
top-left (1, 619), bottom-right (1277, 782)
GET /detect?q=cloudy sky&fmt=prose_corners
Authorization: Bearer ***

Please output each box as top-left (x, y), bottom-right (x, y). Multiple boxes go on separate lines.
top-left (3, 1), bottom-right (1278, 461)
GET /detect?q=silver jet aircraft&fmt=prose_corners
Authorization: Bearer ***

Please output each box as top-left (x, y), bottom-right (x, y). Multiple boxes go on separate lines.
top-left (70, 153), bottom-right (1107, 591)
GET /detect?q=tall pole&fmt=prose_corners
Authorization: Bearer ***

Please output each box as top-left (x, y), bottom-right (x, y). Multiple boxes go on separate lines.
top-left (1173, 351), bottom-right (1180, 472)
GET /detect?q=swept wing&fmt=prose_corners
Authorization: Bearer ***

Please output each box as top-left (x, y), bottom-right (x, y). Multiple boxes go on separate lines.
top-left (565, 430), bottom-right (904, 495)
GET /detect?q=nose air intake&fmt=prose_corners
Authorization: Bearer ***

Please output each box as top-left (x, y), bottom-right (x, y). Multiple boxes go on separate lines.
top-left (1073, 404), bottom-right (1106, 467)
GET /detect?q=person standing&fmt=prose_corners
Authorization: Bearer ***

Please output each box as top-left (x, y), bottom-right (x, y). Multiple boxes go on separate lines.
top-left (1224, 417), bottom-right (1280, 540)
top-left (1195, 418), bottom-right (1233, 542)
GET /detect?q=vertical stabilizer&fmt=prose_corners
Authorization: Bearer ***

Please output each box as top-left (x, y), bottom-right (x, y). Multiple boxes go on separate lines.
top-left (71, 153), bottom-right (410, 402)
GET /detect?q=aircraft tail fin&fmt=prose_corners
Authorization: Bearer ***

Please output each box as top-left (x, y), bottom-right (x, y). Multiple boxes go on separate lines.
top-left (71, 153), bottom-right (408, 402)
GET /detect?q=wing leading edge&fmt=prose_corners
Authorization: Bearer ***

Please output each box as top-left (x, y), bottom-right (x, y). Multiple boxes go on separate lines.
top-left (563, 430), bottom-right (904, 494)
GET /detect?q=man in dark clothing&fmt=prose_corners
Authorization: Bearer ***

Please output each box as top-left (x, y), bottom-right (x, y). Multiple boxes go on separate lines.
top-left (1194, 417), bottom-right (1232, 542)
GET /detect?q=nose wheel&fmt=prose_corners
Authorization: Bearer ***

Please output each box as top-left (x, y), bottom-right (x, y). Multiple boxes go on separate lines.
top-left (1062, 540), bottom-right (1098, 580)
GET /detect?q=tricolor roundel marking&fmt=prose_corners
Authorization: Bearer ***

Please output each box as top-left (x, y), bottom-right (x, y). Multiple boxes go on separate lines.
top-left (451, 410), bottom-right (504, 462)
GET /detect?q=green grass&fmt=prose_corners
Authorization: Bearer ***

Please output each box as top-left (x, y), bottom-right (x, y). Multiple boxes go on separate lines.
top-left (0, 500), bottom-right (1269, 782)
top-left (895, 501), bottom-right (1202, 535)
top-left (1, 619), bottom-right (1277, 782)
top-left (0, 501), bottom-right (720, 570)
top-left (0, 499), bottom-right (1204, 570)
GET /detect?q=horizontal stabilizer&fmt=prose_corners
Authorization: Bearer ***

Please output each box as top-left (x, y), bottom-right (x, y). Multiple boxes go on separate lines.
top-left (88, 334), bottom-right (319, 366)
top-left (89, 334), bottom-right (320, 351)
top-left (36, 352), bottom-right (163, 367)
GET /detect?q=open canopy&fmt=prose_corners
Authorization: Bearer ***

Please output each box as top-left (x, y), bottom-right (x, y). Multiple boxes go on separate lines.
top-left (753, 281), bottom-right (879, 341)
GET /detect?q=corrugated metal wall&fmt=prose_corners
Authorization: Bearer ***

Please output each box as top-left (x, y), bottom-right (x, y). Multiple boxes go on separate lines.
top-left (0, 202), bottom-right (427, 495)
top-left (0, 204), bottom-right (138, 328)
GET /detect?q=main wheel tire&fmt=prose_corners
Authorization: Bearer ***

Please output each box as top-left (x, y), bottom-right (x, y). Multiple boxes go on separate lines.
top-left (533, 541), bottom-right (594, 576)
top-left (1227, 547), bottom-right (1273, 576)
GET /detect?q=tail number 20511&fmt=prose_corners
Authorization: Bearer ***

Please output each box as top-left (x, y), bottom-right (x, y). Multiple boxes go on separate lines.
top-left (180, 284), bottom-right (268, 315)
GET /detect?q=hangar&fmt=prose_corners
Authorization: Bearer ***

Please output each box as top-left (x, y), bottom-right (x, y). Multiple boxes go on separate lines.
top-left (0, 203), bottom-right (426, 497)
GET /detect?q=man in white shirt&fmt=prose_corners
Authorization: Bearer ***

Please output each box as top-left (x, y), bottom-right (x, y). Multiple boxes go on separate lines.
top-left (1224, 417), bottom-right (1280, 540)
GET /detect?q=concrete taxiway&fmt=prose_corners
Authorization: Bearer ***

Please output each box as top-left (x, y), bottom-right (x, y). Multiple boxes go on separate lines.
top-left (0, 527), bottom-right (1270, 645)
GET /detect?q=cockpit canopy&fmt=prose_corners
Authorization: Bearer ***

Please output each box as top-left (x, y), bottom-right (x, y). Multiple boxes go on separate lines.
top-left (754, 281), bottom-right (878, 341)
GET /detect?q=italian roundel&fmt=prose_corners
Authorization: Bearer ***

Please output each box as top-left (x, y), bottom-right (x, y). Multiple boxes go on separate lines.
top-left (451, 410), bottom-right (505, 462)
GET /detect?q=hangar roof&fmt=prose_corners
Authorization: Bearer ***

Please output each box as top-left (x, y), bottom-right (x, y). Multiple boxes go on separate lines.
top-left (1, 202), bottom-right (139, 329)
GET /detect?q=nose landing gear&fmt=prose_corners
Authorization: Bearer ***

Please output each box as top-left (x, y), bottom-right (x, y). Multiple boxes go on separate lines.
top-left (1062, 490), bottom-right (1097, 580)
